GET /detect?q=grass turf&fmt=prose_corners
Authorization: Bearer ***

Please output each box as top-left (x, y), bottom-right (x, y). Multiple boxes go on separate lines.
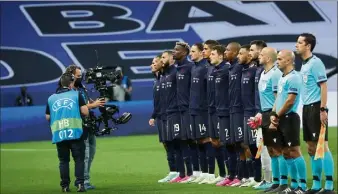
top-left (1, 128), bottom-right (337, 194)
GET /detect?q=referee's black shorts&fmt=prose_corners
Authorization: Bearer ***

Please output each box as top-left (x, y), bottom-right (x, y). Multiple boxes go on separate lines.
top-left (302, 101), bottom-right (328, 142)
top-left (261, 110), bottom-right (283, 147)
top-left (278, 112), bottom-right (301, 147)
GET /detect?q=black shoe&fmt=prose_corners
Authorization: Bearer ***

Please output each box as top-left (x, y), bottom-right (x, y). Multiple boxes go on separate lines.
top-left (268, 185), bottom-right (289, 193)
top-left (77, 184), bottom-right (86, 192)
top-left (263, 184), bottom-right (280, 193)
top-left (61, 186), bottom-right (70, 192)
top-left (316, 189), bottom-right (336, 194)
top-left (304, 189), bottom-right (322, 194)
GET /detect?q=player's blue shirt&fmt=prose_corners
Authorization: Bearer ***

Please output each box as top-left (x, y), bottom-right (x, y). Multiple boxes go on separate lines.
top-left (164, 65), bottom-right (179, 114)
top-left (275, 70), bottom-right (302, 114)
top-left (229, 59), bottom-right (244, 113)
top-left (300, 55), bottom-right (327, 105)
top-left (215, 61), bottom-right (230, 116)
top-left (176, 57), bottom-right (193, 112)
top-left (241, 65), bottom-right (257, 116)
top-left (189, 58), bottom-right (208, 115)
top-left (151, 73), bottom-right (161, 119)
top-left (207, 64), bottom-right (217, 114)
top-left (48, 90), bottom-right (83, 144)
top-left (258, 65), bottom-right (282, 112)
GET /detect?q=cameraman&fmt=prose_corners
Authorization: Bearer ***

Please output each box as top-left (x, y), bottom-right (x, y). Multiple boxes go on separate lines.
top-left (45, 72), bottom-right (88, 192)
top-left (66, 65), bottom-right (105, 190)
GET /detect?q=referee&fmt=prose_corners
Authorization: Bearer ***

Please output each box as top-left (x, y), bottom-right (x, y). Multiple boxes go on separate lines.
top-left (296, 33), bottom-right (335, 194)
top-left (45, 72), bottom-right (89, 192)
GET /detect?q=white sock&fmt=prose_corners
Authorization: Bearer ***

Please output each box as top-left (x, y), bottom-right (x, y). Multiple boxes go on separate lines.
top-left (261, 146), bottom-right (272, 182)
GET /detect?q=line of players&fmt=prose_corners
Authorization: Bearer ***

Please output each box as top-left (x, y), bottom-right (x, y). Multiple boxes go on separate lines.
top-left (149, 33), bottom-right (334, 194)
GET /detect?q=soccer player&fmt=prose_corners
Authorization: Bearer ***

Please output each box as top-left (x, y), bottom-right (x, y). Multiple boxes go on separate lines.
top-left (149, 55), bottom-right (178, 183)
top-left (296, 33), bottom-right (335, 194)
top-left (206, 45), bottom-right (230, 184)
top-left (181, 43), bottom-right (208, 183)
top-left (159, 51), bottom-right (181, 182)
top-left (216, 42), bottom-right (241, 187)
top-left (270, 50), bottom-right (307, 193)
top-left (191, 40), bottom-right (221, 184)
top-left (225, 43), bottom-right (248, 187)
top-left (238, 44), bottom-right (262, 187)
top-left (172, 42), bottom-right (194, 182)
top-left (253, 47), bottom-right (281, 190)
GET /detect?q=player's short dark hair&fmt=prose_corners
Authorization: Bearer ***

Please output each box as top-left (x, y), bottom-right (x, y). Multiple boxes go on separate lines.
top-left (193, 43), bottom-right (204, 51)
top-left (155, 54), bottom-right (162, 59)
top-left (60, 73), bottom-right (74, 87)
top-left (162, 50), bottom-right (173, 56)
top-left (65, 64), bottom-right (81, 75)
top-left (212, 45), bottom-right (225, 56)
top-left (241, 44), bottom-right (251, 51)
top-left (299, 33), bottom-right (316, 51)
top-left (204, 40), bottom-right (220, 48)
top-left (250, 40), bottom-right (267, 49)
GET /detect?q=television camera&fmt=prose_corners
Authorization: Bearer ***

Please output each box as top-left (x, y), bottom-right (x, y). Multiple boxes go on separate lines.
top-left (83, 64), bottom-right (132, 136)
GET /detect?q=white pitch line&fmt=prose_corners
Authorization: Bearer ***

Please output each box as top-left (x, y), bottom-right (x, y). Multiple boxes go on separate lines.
top-left (0, 148), bottom-right (55, 152)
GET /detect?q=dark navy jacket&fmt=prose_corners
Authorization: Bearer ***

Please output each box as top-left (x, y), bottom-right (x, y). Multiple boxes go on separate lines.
top-left (189, 58), bottom-right (208, 115)
top-left (255, 64), bottom-right (264, 113)
top-left (207, 63), bottom-right (217, 114)
top-left (159, 70), bottom-right (168, 120)
top-left (164, 65), bottom-right (179, 114)
top-left (151, 73), bottom-right (161, 119)
top-left (241, 65), bottom-right (257, 116)
top-left (214, 61), bottom-right (230, 116)
top-left (229, 59), bottom-right (244, 113)
top-left (176, 57), bottom-right (193, 112)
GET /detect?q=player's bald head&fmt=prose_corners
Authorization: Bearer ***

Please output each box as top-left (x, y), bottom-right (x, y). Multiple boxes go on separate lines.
top-left (261, 47), bottom-right (277, 62)
top-left (278, 49), bottom-right (295, 62)
top-left (277, 49), bottom-right (295, 71)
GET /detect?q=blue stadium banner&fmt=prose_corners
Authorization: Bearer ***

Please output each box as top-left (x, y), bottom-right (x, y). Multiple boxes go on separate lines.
top-left (1, 1), bottom-right (337, 107)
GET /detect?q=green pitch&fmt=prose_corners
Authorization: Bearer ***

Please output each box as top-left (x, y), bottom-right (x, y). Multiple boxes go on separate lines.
top-left (1, 128), bottom-right (337, 194)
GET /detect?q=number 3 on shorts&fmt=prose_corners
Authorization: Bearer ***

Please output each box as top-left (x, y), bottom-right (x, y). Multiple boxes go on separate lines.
top-left (238, 127), bottom-right (243, 136)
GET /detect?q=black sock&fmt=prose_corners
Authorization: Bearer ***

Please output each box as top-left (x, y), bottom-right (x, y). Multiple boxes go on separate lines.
top-left (239, 159), bottom-right (247, 179)
top-left (246, 159), bottom-right (253, 178)
top-left (181, 140), bottom-right (192, 176)
top-left (198, 143), bottom-right (208, 173)
top-left (249, 145), bottom-right (262, 182)
top-left (226, 144), bottom-right (237, 180)
top-left (166, 141), bottom-right (176, 172)
top-left (174, 140), bottom-right (185, 178)
top-left (216, 146), bottom-right (226, 177)
top-left (224, 147), bottom-right (229, 172)
top-left (205, 142), bottom-right (215, 174)
top-left (188, 140), bottom-right (200, 171)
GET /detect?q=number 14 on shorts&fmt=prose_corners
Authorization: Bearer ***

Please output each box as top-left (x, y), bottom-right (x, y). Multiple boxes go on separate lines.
top-left (199, 124), bottom-right (206, 135)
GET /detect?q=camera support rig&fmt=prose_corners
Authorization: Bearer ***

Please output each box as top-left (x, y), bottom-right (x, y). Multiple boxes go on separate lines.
top-left (83, 65), bottom-right (132, 136)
